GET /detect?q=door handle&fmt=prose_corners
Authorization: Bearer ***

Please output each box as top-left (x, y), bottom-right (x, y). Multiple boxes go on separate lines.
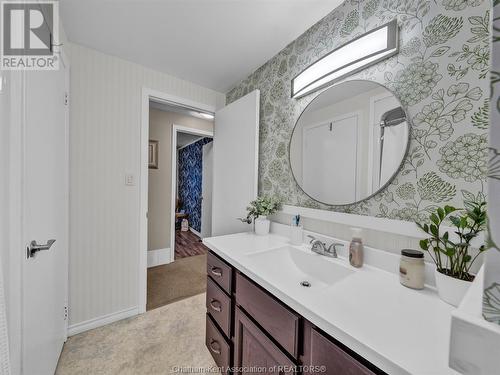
top-left (27, 239), bottom-right (56, 258)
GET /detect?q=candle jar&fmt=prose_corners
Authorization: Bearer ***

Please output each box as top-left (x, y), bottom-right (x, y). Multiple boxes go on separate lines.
top-left (399, 249), bottom-right (425, 290)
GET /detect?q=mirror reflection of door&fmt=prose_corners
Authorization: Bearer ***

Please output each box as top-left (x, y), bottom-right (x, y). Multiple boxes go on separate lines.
top-left (289, 80), bottom-right (410, 206)
top-left (303, 114), bottom-right (358, 204)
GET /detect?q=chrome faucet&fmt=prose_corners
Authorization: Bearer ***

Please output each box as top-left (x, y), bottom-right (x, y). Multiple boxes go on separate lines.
top-left (307, 235), bottom-right (343, 258)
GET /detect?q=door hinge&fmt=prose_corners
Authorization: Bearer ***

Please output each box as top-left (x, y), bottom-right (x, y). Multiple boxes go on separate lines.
top-left (64, 305), bottom-right (68, 320)
top-left (64, 92), bottom-right (69, 106)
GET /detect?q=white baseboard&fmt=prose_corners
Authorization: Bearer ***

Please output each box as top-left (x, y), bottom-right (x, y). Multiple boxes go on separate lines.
top-left (147, 247), bottom-right (170, 267)
top-left (189, 227), bottom-right (201, 238)
top-left (68, 306), bottom-right (139, 336)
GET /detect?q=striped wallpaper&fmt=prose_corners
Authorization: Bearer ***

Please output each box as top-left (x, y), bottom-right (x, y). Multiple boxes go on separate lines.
top-left (67, 43), bottom-right (225, 327)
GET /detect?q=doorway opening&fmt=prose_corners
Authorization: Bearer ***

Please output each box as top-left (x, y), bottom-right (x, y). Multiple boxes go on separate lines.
top-left (174, 130), bottom-right (214, 259)
top-left (146, 99), bottom-right (214, 311)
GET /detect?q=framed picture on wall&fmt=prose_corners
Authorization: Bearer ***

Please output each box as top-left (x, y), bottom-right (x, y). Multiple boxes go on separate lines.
top-left (149, 140), bottom-right (159, 169)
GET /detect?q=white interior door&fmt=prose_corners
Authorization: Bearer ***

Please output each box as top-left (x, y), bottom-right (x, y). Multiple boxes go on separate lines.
top-left (201, 142), bottom-right (213, 238)
top-left (212, 90), bottom-right (260, 236)
top-left (22, 62), bottom-right (69, 374)
top-left (303, 115), bottom-right (358, 204)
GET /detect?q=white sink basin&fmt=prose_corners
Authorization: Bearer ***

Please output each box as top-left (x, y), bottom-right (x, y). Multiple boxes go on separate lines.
top-left (248, 246), bottom-right (354, 289)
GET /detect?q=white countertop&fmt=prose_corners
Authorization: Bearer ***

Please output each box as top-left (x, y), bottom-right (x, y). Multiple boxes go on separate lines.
top-left (203, 231), bottom-right (457, 375)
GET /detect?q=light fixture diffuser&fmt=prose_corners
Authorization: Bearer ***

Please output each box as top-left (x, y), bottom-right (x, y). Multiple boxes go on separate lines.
top-left (291, 20), bottom-right (399, 99)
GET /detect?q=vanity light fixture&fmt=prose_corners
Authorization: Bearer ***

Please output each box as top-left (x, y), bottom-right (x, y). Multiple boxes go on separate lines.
top-left (291, 20), bottom-right (399, 99)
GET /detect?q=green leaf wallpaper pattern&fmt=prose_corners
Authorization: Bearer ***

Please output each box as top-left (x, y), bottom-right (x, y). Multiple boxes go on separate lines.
top-left (442, 0), bottom-right (485, 12)
top-left (437, 133), bottom-right (488, 182)
top-left (423, 15), bottom-right (463, 47)
top-left (484, 0), bottom-right (500, 325)
top-left (471, 99), bottom-right (490, 129)
top-left (226, 0), bottom-right (490, 222)
top-left (448, 11), bottom-right (490, 79)
top-left (483, 283), bottom-right (500, 324)
top-left (490, 148), bottom-right (500, 180)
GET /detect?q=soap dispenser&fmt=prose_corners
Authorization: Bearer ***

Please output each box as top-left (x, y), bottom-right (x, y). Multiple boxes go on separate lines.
top-left (349, 228), bottom-right (364, 268)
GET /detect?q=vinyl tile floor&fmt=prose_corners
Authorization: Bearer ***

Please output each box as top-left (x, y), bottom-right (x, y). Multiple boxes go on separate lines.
top-left (56, 294), bottom-right (217, 375)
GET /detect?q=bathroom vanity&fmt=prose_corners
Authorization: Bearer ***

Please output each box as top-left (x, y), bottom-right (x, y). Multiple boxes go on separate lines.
top-left (205, 251), bottom-right (380, 374)
top-left (203, 230), bottom-right (456, 375)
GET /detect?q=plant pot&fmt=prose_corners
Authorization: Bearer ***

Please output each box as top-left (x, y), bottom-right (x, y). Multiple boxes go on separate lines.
top-left (254, 215), bottom-right (270, 236)
top-left (434, 269), bottom-right (472, 307)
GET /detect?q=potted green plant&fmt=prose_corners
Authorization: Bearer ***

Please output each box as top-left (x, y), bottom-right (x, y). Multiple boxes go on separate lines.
top-left (242, 195), bottom-right (282, 235)
top-left (416, 198), bottom-right (487, 306)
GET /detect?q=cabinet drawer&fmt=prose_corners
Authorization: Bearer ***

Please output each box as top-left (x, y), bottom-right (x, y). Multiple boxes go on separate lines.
top-left (206, 276), bottom-right (232, 337)
top-left (206, 314), bottom-right (231, 374)
top-left (207, 252), bottom-right (232, 294)
top-left (235, 272), bottom-right (300, 358)
top-left (234, 307), bottom-right (295, 374)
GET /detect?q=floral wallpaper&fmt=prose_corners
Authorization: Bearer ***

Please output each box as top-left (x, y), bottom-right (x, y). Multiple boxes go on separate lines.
top-left (226, 0), bottom-right (491, 223)
top-left (178, 138), bottom-right (213, 233)
top-left (483, 0), bottom-right (500, 325)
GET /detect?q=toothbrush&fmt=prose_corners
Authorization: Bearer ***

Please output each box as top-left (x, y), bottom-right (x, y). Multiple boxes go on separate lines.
top-left (293, 215), bottom-right (300, 227)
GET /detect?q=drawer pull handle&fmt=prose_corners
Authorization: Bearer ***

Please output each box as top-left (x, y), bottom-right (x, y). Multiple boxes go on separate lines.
top-left (210, 266), bottom-right (223, 277)
top-left (209, 299), bottom-right (222, 312)
top-left (209, 339), bottom-right (221, 355)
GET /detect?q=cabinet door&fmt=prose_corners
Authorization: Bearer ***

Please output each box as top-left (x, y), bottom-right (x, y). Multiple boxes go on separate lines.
top-left (234, 307), bottom-right (295, 375)
top-left (306, 327), bottom-right (377, 375)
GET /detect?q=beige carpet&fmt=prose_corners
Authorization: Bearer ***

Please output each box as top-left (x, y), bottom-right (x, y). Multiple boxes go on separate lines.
top-left (147, 254), bottom-right (207, 311)
top-left (56, 294), bottom-right (216, 375)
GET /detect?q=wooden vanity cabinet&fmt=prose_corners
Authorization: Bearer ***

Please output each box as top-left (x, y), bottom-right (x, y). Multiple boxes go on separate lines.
top-left (206, 276), bottom-right (232, 336)
top-left (205, 251), bottom-right (385, 375)
top-left (301, 321), bottom-right (379, 375)
top-left (207, 251), bottom-right (233, 294)
top-left (235, 272), bottom-right (300, 358)
top-left (206, 252), bottom-right (233, 374)
top-left (234, 307), bottom-right (296, 375)
top-left (206, 314), bottom-right (231, 374)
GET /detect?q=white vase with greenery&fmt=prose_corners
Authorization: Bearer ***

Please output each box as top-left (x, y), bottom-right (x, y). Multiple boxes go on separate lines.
top-left (417, 198), bottom-right (487, 306)
top-left (241, 196), bottom-right (282, 236)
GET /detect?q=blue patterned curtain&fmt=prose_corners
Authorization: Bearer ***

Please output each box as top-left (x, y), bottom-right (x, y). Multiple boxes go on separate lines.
top-left (177, 138), bottom-right (213, 233)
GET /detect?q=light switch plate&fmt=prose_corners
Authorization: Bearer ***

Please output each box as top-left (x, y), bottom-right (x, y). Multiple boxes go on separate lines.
top-left (125, 173), bottom-right (135, 186)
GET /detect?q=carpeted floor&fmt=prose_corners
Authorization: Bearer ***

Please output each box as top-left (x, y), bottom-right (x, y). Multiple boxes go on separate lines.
top-left (56, 294), bottom-right (216, 375)
top-left (147, 254), bottom-right (207, 311)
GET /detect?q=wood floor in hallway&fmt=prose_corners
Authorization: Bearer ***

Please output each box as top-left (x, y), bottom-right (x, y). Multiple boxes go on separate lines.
top-left (175, 230), bottom-right (209, 259)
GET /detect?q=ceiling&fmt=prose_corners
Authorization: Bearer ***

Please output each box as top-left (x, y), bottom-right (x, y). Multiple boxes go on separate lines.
top-left (60, 0), bottom-right (342, 93)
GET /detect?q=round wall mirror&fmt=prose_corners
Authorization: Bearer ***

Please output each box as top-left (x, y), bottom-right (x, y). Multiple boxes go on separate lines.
top-left (289, 80), bottom-right (410, 206)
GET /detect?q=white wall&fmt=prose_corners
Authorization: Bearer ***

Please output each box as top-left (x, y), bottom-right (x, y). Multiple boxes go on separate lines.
top-left (67, 43), bottom-right (225, 327)
top-left (148, 108), bottom-right (213, 251)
